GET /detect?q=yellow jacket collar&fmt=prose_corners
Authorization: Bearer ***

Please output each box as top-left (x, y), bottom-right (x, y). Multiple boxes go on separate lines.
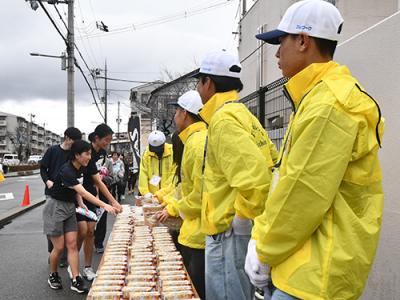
top-left (199, 91), bottom-right (239, 124)
top-left (179, 122), bottom-right (207, 144)
top-left (285, 61), bottom-right (340, 108)
top-left (148, 143), bottom-right (172, 158)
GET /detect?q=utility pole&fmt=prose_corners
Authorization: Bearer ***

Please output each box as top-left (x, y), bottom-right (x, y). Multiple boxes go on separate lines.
top-left (26, 0), bottom-right (75, 127)
top-left (116, 101), bottom-right (121, 151)
top-left (104, 60), bottom-right (108, 124)
top-left (67, 0), bottom-right (75, 127)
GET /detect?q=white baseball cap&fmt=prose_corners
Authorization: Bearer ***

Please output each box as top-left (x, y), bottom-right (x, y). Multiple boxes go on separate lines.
top-left (193, 50), bottom-right (242, 79)
top-left (148, 130), bottom-right (166, 147)
top-left (169, 90), bottom-right (203, 115)
top-left (256, 0), bottom-right (344, 44)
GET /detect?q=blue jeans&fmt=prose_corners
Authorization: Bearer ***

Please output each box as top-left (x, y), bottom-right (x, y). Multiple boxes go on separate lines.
top-left (205, 229), bottom-right (254, 300)
top-left (267, 287), bottom-right (300, 300)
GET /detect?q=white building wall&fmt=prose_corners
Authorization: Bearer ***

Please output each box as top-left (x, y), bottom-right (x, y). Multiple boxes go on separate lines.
top-left (239, 1), bottom-right (400, 298)
top-left (335, 11), bottom-right (400, 300)
top-left (239, 0), bottom-right (399, 97)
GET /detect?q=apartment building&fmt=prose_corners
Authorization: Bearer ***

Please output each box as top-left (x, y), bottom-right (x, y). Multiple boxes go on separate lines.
top-left (0, 111), bottom-right (62, 161)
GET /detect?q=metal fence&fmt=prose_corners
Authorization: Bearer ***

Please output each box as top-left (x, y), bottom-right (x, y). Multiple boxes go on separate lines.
top-left (240, 77), bottom-right (291, 150)
top-left (148, 72), bottom-right (292, 150)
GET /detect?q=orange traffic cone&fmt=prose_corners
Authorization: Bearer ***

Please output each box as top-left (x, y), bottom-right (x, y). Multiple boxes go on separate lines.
top-left (21, 184), bottom-right (30, 207)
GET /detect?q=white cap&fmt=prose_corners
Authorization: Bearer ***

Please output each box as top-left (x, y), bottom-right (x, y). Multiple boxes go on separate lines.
top-left (148, 130), bottom-right (166, 147)
top-left (174, 90), bottom-right (203, 115)
top-left (256, 0), bottom-right (344, 44)
top-left (194, 50), bottom-right (242, 79)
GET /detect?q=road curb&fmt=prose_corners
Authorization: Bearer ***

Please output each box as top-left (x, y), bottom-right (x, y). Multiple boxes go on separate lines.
top-left (0, 197), bottom-right (46, 228)
top-left (4, 170), bottom-right (40, 178)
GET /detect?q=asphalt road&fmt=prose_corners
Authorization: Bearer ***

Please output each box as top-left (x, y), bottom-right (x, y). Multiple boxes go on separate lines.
top-left (0, 174), bottom-right (44, 215)
top-left (0, 202), bottom-right (120, 300)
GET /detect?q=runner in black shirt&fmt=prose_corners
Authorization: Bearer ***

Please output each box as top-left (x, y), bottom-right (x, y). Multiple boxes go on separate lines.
top-left (77, 123), bottom-right (122, 281)
top-left (40, 127), bottom-right (82, 266)
top-left (43, 140), bottom-right (116, 293)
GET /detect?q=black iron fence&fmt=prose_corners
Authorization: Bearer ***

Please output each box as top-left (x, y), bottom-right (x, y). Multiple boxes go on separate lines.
top-left (148, 72), bottom-right (292, 150)
top-left (240, 77), bottom-right (291, 150)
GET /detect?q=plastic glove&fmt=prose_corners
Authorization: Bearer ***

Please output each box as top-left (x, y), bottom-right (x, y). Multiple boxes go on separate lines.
top-left (245, 239), bottom-right (270, 288)
top-left (231, 215), bottom-right (252, 235)
top-left (143, 192), bottom-right (153, 199)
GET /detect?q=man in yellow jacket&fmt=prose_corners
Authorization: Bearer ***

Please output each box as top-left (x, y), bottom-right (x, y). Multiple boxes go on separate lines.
top-left (138, 130), bottom-right (175, 196)
top-left (195, 50), bottom-right (278, 300)
top-left (157, 90), bottom-right (207, 299)
top-left (245, 1), bottom-right (384, 300)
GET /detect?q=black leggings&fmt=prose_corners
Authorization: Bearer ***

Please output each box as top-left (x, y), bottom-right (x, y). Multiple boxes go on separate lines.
top-left (180, 244), bottom-right (206, 300)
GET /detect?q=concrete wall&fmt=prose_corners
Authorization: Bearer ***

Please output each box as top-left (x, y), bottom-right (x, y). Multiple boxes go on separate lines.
top-left (335, 11), bottom-right (400, 300)
top-left (239, 0), bottom-right (399, 97)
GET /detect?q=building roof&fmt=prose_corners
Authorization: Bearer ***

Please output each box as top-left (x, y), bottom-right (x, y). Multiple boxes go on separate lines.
top-left (149, 69), bottom-right (198, 99)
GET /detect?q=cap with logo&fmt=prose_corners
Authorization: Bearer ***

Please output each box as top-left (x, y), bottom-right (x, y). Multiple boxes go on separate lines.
top-left (169, 90), bottom-right (203, 115)
top-left (148, 130), bottom-right (166, 147)
top-left (256, 0), bottom-right (344, 44)
top-left (193, 50), bottom-right (242, 79)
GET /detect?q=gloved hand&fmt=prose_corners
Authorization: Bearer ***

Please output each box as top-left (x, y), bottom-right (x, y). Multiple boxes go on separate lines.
top-left (245, 239), bottom-right (270, 288)
top-left (231, 215), bottom-right (252, 235)
top-left (143, 192), bottom-right (153, 199)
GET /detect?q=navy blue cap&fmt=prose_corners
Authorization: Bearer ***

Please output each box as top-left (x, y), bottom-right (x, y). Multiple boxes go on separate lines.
top-left (255, 29), bottom-right (288, 45)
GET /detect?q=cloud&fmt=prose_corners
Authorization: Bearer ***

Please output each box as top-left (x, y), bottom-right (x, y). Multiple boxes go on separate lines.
top-left (0, 0), bottom-right (239, 134)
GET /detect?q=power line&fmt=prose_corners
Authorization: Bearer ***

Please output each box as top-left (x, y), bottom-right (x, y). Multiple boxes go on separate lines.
top-left (37, 0), bottom-right (68, 46)
top-left (75, 0), bottom-right (101, 66)
top-left (53, 4), bottom-right (68, 32)
top-left (80, 0), bottom-right (233, 39)
top-left (96, 76), bottom-right (154, 84)
top-left (37, 1), bottom-right (104, 122)
top-left (53, 4), bottom-right (104, 107)
top-left (94, 88), bottom-right (132, 92)
top-left (240, 42), bottom-right (275, 64)
top-left (74, 60), bottom-right (105, 121)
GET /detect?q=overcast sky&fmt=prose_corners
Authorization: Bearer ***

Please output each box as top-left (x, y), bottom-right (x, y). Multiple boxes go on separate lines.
top-left (0, 0), bottom-right (241, 136)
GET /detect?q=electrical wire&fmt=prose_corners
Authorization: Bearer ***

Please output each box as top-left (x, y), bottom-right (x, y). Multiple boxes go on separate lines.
top-left (55, 4), bottom-right (104, 107)
top-left (80, 0), bottom-right (233, 39)
top-left (37, 1), bottom-right (68, 46)
top-left (96, 76), bottom-right (153, 84)
top-left (87, 0), bottom-right (105, 60)
top-left (74, 60), bottom-right (105, 121)
top-left (37, 1), bottom-right (105, 121)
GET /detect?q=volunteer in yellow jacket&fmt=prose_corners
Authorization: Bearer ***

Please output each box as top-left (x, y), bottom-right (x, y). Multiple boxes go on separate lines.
top-left (138, 130), bottom-right (175, 197)
top-left (156, 90), bottom-right (207, 299)
top-left (246, 1), bottom-right (384, 300)
top-left (195, 50), bottom-right (277, 300)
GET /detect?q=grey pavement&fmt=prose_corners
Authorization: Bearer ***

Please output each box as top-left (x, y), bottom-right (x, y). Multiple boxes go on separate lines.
top-left (0, 192), bottom-right (136, 300)
top-left (0, 174), bottom-right (44, 215)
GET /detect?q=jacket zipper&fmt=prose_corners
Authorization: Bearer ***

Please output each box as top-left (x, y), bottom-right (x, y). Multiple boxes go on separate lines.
top-left (283, 85), bottom-right (296, 113)
top-left (355, 83), bottom-right (382, 148)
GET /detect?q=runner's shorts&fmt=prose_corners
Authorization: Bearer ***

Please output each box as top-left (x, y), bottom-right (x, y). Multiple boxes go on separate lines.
top-left (43, 196), bottom-right (77, 236)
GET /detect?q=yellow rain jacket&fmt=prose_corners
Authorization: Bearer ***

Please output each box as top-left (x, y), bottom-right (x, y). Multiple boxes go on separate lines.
top-left (164, 122), bottom-right (207, 249)
top-left (252, 62), bottom-right (384, 300)
top-left (199, 90), bottom-right (278, 235)
top-left (138, 143), bottom-right (175, 195)
top-left (155, 176), bottom-right (180, 207)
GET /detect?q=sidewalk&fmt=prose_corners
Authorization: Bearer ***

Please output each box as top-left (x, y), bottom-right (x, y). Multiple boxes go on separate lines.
top-left (4, 169), bottom-right (40, 178)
